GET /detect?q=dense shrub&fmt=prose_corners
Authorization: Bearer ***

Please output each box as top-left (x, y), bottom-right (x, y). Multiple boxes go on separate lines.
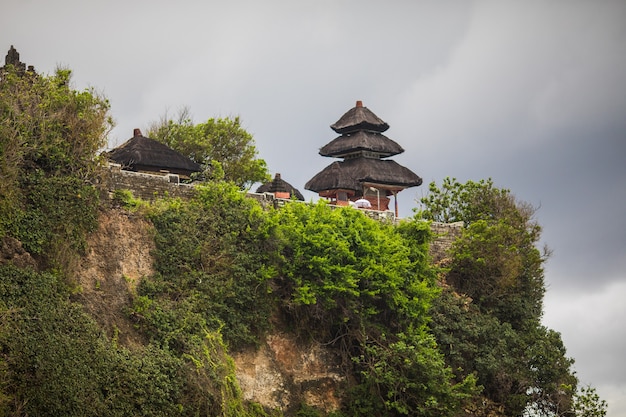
top-left (0, 64), bottom-right (110, 274)
top-left (137, 182), bottom-right (277, 349)
top-left (273, 202), bottom-right (477, 417)
top-left (0, 265), bottom-right (186, 416)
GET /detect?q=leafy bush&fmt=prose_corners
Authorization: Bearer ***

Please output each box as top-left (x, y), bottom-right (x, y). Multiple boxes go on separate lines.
top-left (0, 64), bottom-right (110, 271)
top-left (12, 172), bottom-right (99, 258)
top-left (0, 264), bottom-right (186, 416)
top-left (273, 201), bottom-right (477, 416)
top-left (0, 66), bottom-right (111, 179)
top-left (138, 182), bottom-right (277, 349)
top-left (274, 202), bottom-right (435, 337)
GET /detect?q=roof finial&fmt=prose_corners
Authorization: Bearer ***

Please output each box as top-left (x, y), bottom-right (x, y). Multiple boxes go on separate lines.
top-left (133, 128), bottom-right (142, 137)
top-left (356, 100), bottom-right (363, 108)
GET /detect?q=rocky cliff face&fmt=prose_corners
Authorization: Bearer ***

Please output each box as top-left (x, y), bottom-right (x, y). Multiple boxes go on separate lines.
top-left (69, 209), bottom-right (463, 414)
top-left (73, 209), bottom-right (347, 413)
top-left (73, 209), bottom-right (154, 348)
top-left (233, 331), bottom-right (345, 413)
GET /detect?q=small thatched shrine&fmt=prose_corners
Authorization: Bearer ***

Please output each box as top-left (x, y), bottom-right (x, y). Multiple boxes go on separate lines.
top-left (107, 129), bottom-right (202, 179)
top-left (256, 173), bottom-right (305, 200)
top-left (305, 101), bottom-right (422, 216)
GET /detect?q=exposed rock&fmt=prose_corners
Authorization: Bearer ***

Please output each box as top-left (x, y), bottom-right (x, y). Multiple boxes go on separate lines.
top-left (0, 236), bottom-right (36, 269)
top-left (73, 209), bottom-right (154, 348)
top-left (233, 330), bottom-right (345, 414)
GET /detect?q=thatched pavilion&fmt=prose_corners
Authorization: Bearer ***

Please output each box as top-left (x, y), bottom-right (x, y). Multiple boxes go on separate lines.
top-left (305, 101), bottom-right (422, 216)
top-left (256, 173), bottom-right (304, 200)
top-left (107, 129), bottom-right (202, 179)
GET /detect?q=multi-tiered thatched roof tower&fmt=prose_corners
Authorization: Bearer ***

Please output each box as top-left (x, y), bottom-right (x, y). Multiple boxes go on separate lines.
top-left (305, 101), bottom-right (422, 216)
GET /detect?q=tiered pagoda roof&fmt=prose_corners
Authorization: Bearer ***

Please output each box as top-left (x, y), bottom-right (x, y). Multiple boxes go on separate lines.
top-left (329, 103), bottom-right (390, 133)
top-left (305, 101), bottom-right (421, 214)
top-left (319, 130), bottom-right (404, 158)
top-left (305, 158), bottom-right (420, 192)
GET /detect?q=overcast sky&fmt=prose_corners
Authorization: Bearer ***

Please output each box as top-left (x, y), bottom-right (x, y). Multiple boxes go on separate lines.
top-left (3, 1), bottom-right (625, 414)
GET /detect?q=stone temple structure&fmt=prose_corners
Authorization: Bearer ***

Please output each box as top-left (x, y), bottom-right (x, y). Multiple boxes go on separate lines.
top-left (1, 45), bottom-right (35, 73)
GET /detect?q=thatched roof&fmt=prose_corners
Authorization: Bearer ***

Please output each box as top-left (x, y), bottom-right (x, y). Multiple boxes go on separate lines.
top-left (319, 131), bottom-right (404, 158)
top-left (305, 158), bottom-right (422, 193)
top-left (330, 101), bottom-right (390, 134)
top-left (256, 173), bottom-right (305, 200)
top-left (107, 129), bottom-right (202, 175)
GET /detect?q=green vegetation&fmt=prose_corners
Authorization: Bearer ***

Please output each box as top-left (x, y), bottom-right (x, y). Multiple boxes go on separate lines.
top-left (273, 202), bottom-right (477, 417)
top-left (135, 182), bottom-right (276, 349)
top-left (147, 108), bottom-right (270, 188)
top-left (421, 178), bottom-right (578, 416)
top-left (0, 64), bottom-right (111, 272)
top-left (0, 63), bottom-right (603, 416)
top-left (572, 386), bottom-right (608, 417)
top-left (0, 265), bottom-right (187, 416)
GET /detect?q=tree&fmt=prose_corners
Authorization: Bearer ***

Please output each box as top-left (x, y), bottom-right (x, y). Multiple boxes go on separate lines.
top-left (0, 64), bottom-right (112, 267)
top-left (147, 109), bottom-right (269, 188)
top-left (421, 178), bottom-right (577, 416)
top-left (572, 386), bottom-right (608, 417)
top-left (0, 65), bottom-right (112, 179)
top-left (274, 202), bottom-right (478, 417)
top-left (420, 178), bottom-right (546, 327)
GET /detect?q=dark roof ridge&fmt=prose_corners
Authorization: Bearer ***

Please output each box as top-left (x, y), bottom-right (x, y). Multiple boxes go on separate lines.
top-left (107, 129), bottom-right (202, 174)
top-left (319, 130), bottom-right (404, 158)
top-left (330, 100), bottom-right (390, 134)
top-left (255, 173), bottom-right (305, 200)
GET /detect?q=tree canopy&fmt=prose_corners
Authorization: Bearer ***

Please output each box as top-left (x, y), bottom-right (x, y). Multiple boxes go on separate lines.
top-left (147, 109), bottom-right (269, 188)
top-left (421, 178), bottom-right (578, 416)
top-left (0, 64), bottom-right (112, 269)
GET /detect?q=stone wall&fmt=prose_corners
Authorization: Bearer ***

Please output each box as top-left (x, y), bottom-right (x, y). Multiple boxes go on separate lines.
top-left (99, 165), bottom-right (461, 263)
top-left (100, 165), bottom-right (284, 207)
top-left (429, 221), bottom-right (464, 263)
top-left (99, 164), bottom-right (198, 201)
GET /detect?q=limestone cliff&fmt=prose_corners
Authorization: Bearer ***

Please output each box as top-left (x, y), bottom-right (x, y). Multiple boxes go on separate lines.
top-left (73, 209), bottom-right (349, 414)
top-left (73, 209), bottom-right (153, 349)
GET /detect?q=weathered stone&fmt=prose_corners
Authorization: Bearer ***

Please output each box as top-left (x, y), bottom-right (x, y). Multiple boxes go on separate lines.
top-left (0, 236), bottom-right (37, 269)
top-left (233, 330), bottom-right (344, 414)
top-left (429, 221), bottom-right (463, 263)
